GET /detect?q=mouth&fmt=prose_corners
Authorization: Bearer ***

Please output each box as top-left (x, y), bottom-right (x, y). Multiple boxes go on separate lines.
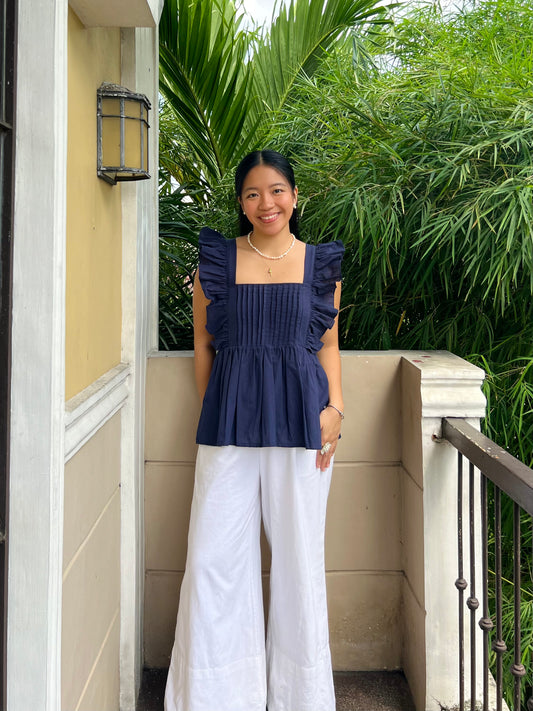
top-left (259, 213), bottom-right (280, 223)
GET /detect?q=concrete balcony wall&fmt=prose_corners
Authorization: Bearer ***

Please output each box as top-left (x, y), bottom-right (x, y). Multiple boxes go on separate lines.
top-left (327, 352), bottom-right (404, 670)
top-left (143, 350), bottom-right (486, 710)
top-left (144, 351), bottom-right (405, 670)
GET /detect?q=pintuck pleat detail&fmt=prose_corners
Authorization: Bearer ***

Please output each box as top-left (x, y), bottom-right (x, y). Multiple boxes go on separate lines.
top-left (196, 228), bottom-right (344, 450)
top-left (234, 285), bottom-right (308, 346)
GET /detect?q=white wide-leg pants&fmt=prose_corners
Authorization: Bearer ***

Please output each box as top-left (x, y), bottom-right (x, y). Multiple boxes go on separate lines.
top-left (164, 445), bottom-right (335, 711)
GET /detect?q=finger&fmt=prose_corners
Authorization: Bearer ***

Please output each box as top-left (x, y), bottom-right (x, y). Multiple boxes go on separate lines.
top-left (322, 445), bottom-right (337, 471)
top-left (316, 450), bottom-right (328, 470)
top-left (317, 452), bottom-right (331, 472)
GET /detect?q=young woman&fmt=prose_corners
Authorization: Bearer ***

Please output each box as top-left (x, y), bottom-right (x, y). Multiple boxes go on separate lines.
top-left (164, 150), bottom-right (344, 711)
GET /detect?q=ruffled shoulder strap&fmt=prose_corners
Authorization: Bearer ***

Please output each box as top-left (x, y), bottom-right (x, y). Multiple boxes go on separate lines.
top-left (307, 240), bottom-right (345, 351)
top-left (312, 240), bottom-right (345, 295)
top-left (198, 227), bottom-right (228, 301)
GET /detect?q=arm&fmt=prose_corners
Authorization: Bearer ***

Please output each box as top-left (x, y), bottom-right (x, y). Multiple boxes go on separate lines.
top-left (192, 269), bottom-right (215, 401)
top-left (316, 281), bottom-right (343, 471)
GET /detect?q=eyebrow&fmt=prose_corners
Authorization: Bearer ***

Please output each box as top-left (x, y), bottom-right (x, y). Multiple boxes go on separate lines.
top-left (243, 182), bottom-right (287, 191)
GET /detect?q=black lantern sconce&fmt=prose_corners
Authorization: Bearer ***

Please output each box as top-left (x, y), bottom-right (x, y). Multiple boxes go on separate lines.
top-left (97, 83), bottom-right (151, 185)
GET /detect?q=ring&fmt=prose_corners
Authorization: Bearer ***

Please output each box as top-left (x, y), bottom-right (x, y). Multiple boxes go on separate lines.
top-left (320, 442), bottom-right (332, 455)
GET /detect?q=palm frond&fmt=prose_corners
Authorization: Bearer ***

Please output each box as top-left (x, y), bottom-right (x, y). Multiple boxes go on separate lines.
top-left (159, 0), bottom-right (258, 186)
top-left (252, 0), bottom-right (389, 117)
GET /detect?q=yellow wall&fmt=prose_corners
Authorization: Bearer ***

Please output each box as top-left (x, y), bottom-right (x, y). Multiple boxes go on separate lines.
top-left (66, 8), bottom-right (122, 400)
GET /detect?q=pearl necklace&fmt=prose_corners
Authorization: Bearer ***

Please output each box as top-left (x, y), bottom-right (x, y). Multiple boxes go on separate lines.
top-left (247, 231), bottom-right (296, 260)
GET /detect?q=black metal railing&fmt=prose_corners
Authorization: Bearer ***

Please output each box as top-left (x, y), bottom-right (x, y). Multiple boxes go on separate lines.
top-left (441, 418), bottom-right (533, 711)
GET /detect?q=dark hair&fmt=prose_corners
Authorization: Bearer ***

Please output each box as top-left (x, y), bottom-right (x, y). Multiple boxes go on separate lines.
top-left (235, 150), bottom-right (300, 237)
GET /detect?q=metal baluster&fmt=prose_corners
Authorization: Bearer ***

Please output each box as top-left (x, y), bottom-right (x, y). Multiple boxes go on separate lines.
top-left (456, 452), bottom-right (466, 711)
top-left (511, 502), bottom-right (526, 710)
top-left (479, 474), bottom-right (494, 711)
top-left (492, 487), bottom-right (506, 711)
top-left (467, 461), bottom-right (479, 709)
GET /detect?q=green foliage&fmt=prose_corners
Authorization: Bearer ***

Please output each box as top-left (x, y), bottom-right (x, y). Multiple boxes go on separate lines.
top-left (158, 197), bottom-right (203, 349)
top-left (251, 0), bottom-right (389, 116)
top-left (477, 356), bottom-right (533, 468)
top-left (159, 0), bottom-right (387, 193)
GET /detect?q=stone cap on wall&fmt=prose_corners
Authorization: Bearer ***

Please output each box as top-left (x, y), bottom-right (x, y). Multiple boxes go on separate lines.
top-left (401, 350), bottom-right (486, 420)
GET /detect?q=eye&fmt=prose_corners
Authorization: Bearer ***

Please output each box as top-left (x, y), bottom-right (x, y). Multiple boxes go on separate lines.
top-left (273, 188), bottom-right (284, 194)
top-left (244, 192), bottom-right (258, 199)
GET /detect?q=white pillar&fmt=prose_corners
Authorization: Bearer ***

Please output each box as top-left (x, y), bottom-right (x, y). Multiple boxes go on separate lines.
top-left (8, 1), bottom-right (68, 709)
top-left (119, 24), bottom-right (160, 711)
top-left (401, 351), bottom-right (486, 710)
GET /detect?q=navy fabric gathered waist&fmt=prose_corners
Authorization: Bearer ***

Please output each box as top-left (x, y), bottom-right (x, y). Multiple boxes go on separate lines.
top-left (196, 344), bottom-right (330, 449)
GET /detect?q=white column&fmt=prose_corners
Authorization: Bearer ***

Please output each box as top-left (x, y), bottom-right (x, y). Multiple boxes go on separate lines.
top-left (403, 352), bottom-right (487, 710)
top-left (119, 24), bottom-right (160, 711)
top-left (8, 0), bottom-right (68, 709)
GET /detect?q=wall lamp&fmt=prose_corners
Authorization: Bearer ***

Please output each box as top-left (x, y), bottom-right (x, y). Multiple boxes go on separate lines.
top-left (97, 82), bottom-right (151, 185)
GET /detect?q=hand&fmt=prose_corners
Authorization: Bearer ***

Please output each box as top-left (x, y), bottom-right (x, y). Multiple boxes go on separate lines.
top-left (316, 406), bottom-right (342, 471)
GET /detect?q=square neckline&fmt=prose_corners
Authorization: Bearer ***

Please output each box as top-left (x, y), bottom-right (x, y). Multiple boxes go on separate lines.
top-left (229, 238), bottom-right (314, 287)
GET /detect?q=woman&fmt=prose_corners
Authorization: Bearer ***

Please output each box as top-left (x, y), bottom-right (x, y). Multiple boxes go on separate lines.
top-left (164, 150), bottom-right (344, 711)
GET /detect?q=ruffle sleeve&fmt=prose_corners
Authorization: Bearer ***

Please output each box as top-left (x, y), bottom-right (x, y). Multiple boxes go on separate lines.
top-left (198, 227), bottom-right (227, 301)
top-left (198, 227), bottom-right (228, 348)
top-left (307, 240), bottom-right (345, 351)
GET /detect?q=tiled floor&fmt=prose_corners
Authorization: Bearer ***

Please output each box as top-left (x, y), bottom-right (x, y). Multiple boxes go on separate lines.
top-left (137, 668), bottom-right (416, 711)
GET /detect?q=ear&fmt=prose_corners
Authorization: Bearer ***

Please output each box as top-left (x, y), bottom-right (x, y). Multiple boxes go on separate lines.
top-left (293, 186), bottom-right (299, 206)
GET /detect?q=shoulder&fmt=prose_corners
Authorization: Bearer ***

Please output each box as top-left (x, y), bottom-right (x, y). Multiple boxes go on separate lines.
top-left (235, 235), bottom-right (249, 252)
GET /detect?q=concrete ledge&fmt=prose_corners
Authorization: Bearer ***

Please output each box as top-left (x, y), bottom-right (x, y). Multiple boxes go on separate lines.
top-left (69, 0), bottom-right (164, 27)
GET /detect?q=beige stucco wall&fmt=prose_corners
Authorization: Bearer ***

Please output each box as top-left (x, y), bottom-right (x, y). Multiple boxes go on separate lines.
top-left (62, 413), bottom-right (121, 711)
top-left (65, 8), bottom-right (122, 400)
top-left (144, 351), bottom-right (408, 670)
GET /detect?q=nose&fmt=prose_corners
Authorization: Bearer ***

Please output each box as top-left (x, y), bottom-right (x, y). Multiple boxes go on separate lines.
top-left (259, 192), bottom-right (274, 210)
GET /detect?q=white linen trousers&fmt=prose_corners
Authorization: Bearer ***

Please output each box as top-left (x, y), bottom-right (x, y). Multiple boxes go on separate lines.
top-left (164, 444), bottom-right (335, 711)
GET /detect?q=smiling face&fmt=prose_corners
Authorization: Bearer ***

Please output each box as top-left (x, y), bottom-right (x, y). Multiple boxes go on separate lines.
top-left (238, 164), bottom-right (298, 238)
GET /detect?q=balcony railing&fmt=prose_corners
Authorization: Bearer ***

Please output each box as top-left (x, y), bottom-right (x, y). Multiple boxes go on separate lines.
top-left (440, 417), bottom-right (533, 711)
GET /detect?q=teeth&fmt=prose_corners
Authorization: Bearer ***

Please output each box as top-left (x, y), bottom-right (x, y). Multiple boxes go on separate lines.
top-left (261, 214), bottom-right (278, 222)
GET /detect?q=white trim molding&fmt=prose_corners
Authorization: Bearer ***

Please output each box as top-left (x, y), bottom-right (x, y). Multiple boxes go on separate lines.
top-left (119, 26), bottom-right (160, 710)
top-left (65, 363), bottom-right (131, 462)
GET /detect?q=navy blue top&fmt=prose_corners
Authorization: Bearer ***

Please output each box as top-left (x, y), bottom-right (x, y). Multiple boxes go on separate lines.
top-left (195, 227), bottom-right (344, 449)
